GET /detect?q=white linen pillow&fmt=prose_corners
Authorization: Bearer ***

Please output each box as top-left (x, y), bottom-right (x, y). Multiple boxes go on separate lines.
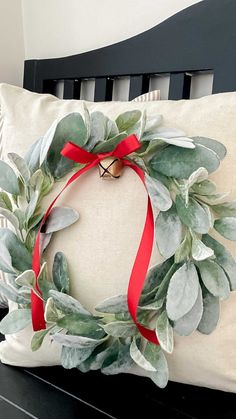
top-left (0, 84), bottom-right (236, 391)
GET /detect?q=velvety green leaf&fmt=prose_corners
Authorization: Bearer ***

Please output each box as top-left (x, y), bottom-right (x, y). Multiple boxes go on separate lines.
top-left (95, 295), bottom-right (128, 314)
top-left (155, 263), bottom-right (179, 302)
top-left (197, 293), bottom-right (220, 334)
top-left (198, 259), bottom-right (230, 300)
top-left (174, 233), bottom-right (191, 263)
top-left (200, 202), bottom-right (214, 229)
top-left (25, 137), bottom-right (43, 173)
top-left (191, 179), bottom-right (216, 195)
top-left (192, 136), bottom-right (226, 160)
top-left (0, 309), bottom-right (31, 334)
top-left (52, 332), bottom-right (105, 348)
top-left (0, 281), bottom-right (29, 304)
top-left (143, 343), bottom-right (169, 388)
top-left (116, 110), bottom-right (141, 132)
top-left (49, 289), bottom-right (91, 316)
top-left (174, 285), bottom-right (203, 336)
top-left (102, 343), bottom-right (134, 375)
top-left (86, 111), bottom-right (107, 150)
top-left (7, 153), bottom-right (30, 184)
top-left (144, 115), bottom-right (162, 133)
top-left (31, 327), bottom-right (52, 351)
top-left (150, 144), bottom-right (220, 179)
top-left (0, 240), bottom-right (15, 273)
top-left (0, 192), bottom-right (12, 211)
top-left (25, 191), bottom-right (39, 223)
top-left (142, 258), bottom-right (174, 294)
top-left (130, 339), bottom-right (156, 371)
top-left (192, 237), bottom-right (214, 261)
top-left (0, 228), bottom-right (31, 271)
top-left (0, 208), bottom-right (19, 230)
top-left (214, 217), bottom-right (236, 241)
top-left (0, 160), bottom-right (19, 194)
top-left (15, 270), bottom-right (35, 287)
top-left (79, 342), bottom-right (111, 372)
top-left (52, 252), bottom-right (69, 294)
top-left (155, 205), bottom-right (183, 258)
top-left (92, 133), bottom-right (126, 153)
top-left (155, 310), bottom-right (173, 353)
top-left (211, 202), bottom-right (236, 217)
top-left (103, 321), bottom-right (137, 338)
top-left (44, 113), bottom-right (88, 179)
top-left (166, 262), bottom-right (199, 321)
top-left (44, 207), bottom-right (79, 234)
top-left (176, 195), bottom-right (210, 234)
top-left (44, 297), bottom-right (61, 322)
top-left (202, 234), bottom-right (236, 290)
top-left (145, 174), bottom-right (172, 212)
top-left (57, 314), bottom-right (105, 338)
top-left (61, 345), bottom-right (94, 369)
top-left (195, 193), bottom-right (229, 205)
top-left (187, 168), bottom-right (208, 189)
top-left (139, 298), bottom-right (164, 311)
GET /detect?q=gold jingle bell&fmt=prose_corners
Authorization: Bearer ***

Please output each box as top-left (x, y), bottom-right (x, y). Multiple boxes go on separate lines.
top-left (98, 157), bottom-right (123, 180)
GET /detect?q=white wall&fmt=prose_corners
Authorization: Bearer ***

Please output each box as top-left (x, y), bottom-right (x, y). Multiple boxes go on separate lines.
top-left (22, 0), bottom-right (201, 60)
top-left (0, 0), bottom-right (25, 85)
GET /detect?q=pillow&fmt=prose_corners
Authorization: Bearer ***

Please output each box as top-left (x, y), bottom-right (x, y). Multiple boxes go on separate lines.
top-left (132, 90), bottom-right (160, 102)
top-left (0, 84), bottom-right (236, 392)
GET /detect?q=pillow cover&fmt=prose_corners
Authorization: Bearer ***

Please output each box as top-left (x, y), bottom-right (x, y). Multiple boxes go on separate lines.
top-left (132, 90), bottom-right (160, 102)
top-left (0, 84), bottom-right (236, 392)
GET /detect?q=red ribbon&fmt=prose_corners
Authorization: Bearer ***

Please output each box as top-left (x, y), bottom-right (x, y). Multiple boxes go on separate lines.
top-left (31, 134), bottom-right (159, 345)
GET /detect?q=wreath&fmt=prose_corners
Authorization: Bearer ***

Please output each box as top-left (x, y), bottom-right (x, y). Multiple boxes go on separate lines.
top-left (0, 106), bottom-right (235, 388)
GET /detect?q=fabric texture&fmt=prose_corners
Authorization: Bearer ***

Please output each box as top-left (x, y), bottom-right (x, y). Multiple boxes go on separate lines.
top-left (0, 84), bottom-right (236, 392)
top-left (132, 90), bottom-right (160, 102)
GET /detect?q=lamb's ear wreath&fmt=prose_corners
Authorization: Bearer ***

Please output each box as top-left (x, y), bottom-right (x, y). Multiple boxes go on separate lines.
top-left (0, 107), bottom-right (235, 388)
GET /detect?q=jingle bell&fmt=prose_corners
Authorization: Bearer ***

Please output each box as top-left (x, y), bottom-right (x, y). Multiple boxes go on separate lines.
top-left (98, 157), bottom-right (123, 179)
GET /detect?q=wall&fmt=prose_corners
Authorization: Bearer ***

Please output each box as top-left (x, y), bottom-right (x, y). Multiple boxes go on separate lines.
top-left (22, 0), bottom-right (201, 59)
top-left (0, 0), bottom-right (25, 85)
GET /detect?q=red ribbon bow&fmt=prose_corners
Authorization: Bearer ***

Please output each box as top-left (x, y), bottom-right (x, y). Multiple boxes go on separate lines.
top-left (31, 134), bottom-right (159, 345)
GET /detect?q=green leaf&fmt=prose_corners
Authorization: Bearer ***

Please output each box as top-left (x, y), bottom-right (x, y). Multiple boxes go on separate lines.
top-left (0, 160), bottom-right (19, 194)
top-left (192, 237), bottom-right (214, 261)
top-left (150, 144), bottom-right (220, 179)
top-left (42, 113), bottom-right (88, 179)
top-left (166, 262), bottom-right (199, 321)
top-left (44, 297), bottom-right (61, 322)
top-left (15, 270), bottom-right (35, 287)
top-left (176, 195), bottom-right (210, 234)
top-left (192, 136), bottom-right (226, 160)
top-left (145, 174), bottom-right (172, 212)
top-left (214, 217), bottom-right (236, 241)
top-left (86, 111), bottom-right (107, 150)
top-left (191, 179), bottom-right (216, 195)
top-left (95, 295), bottom-right (128, 314)
top-left (174, 232), bottom-right (191, 263)
top-left (61, 346), bottom-right (94, 369)
top-left (155, 310), bottom-right (173, 353)
top-left (186, 167), bottom-right (208, 189)
top-left (194, 193), bottom-right (229, 205)
top-left (211, 202), bottom-right (236, 217)
top-left (142, 258), bottom-right (174, 294)
top-left (52, 252), bottom-right (69, 294)
top-left (197, 259), bottom-right (230, 300)
top-left (0, 208), bottom-right (19, 230)
top-left (0, 281), bottom-right (29, 304)
top-left (7, 153), bottom-right (30, 184)
top-left (116, 110), bottom-right (141, 132)
top-left (139, 298), bottom-right (164, 311)
top-left (103, 321), bottom-right (137, 338)
top-left (155, 205), bottom-right (183, 258)
top-left (144, 344), bottom-right (169, 388)
top-left (174, 285), bottom-right (203, 336)
top-left (0, 192), bottom-right (12, 211)
top-left (57, 314), bottom-right (105, 339)
top-left (92, 133), bottom-right (127, 154)
top-left (25, 191), bottom-right (39, 223)
top-left (202, 234), bottom-right (236, 290)
top-left (0, 241), bottom-right (15, 273)
top-left (197, 292), bottom-right (220, 334)
top-left (0, 309), bottom-right (31, 334)
top-left (44, 207), bottom-right (79, 234)
top-left (31, 327), bottom-right (52, 351)
top-left (0, 228), bottom-right (31, 271)
top-left (25, 137), bottom-right (43, 173)
top-left (154, 263), bottom-right (179, 302)
top-left (52, 332), bottom-right (105, 348)
top-left (102, 343), bottom-right (134, 375)
top-left (49, 289), bottom-right (91, 316)
top-left (130, 338), bottom-right (156, 371)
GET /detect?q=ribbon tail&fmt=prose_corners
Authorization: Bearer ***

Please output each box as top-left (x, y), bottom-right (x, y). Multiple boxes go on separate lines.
top-left (124, 160), bottom-right (159, 345)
